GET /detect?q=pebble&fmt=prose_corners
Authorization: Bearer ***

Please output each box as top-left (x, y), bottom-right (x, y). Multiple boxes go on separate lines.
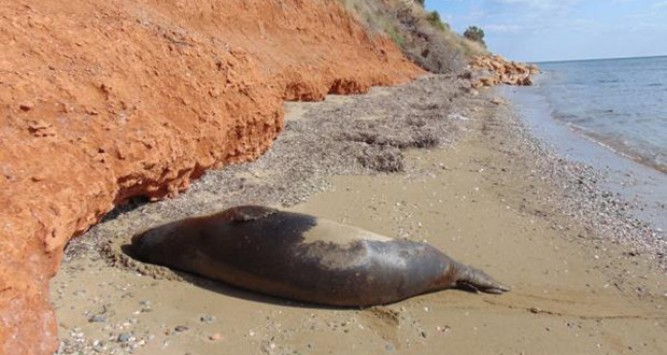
top-left (117, 333), bottom-right (131, 343)
top-left (88, 315), bottom-right (107, 323)
top-left (200, 314), bottom-right (216, 324)
top-left (209, 333), bottom-right (222, 341)
top-left (19, 102), bottom-right (33, 111)
top-left (174, 325), bottom-right (189, 332)
top-left (490, 97), bottom-right (504, 105)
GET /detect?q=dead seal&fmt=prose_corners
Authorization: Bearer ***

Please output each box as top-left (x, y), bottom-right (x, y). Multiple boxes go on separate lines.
top-left (129, 205), bottom-right (509, 306)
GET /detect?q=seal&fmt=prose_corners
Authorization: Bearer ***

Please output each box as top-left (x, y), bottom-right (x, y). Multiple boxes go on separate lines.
top-left (129, 205), bottom-right (509, 306)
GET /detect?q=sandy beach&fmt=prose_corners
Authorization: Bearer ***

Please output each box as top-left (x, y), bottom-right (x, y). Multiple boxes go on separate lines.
top-left (51, 76), bottom-right (666, 354)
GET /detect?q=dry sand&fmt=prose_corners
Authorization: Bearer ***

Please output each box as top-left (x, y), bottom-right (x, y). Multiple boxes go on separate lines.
top-left (52, 76), bottom-right (666, 354)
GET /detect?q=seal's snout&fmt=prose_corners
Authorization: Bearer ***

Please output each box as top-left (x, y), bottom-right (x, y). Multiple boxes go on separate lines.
top-left (129, 231), bottom-right (153, 261)
top-left (131, 232), bottom-right (144, 245)
top-left (126, 221), bottom-right (183, 263)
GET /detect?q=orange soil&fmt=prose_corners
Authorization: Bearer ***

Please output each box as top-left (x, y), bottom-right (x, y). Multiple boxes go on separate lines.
top-left (0, 0), bottom-right (422, 352)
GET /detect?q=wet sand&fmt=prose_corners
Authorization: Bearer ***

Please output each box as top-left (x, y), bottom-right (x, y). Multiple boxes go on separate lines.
top-left (52, 76), bottom-right (666, 354)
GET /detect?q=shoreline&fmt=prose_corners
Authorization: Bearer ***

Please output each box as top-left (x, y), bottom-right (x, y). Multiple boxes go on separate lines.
top-left (53, 76), bottom-right (666, 354)
top-left (499, 84), bottom-right (667, 232)
top-left (525, 58), bottom-right (667, 178)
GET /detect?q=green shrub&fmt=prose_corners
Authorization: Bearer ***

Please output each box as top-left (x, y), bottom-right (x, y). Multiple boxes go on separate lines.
top-left (426, 11), bottom-right (446, 32)
top-left (463, 26), bottom-right (486, 46)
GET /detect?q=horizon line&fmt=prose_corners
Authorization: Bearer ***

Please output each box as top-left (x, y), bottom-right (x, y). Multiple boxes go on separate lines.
top-left (532, 54), bottom-right (667, 65)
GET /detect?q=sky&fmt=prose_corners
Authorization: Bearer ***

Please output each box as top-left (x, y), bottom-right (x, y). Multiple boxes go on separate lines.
top-left (425, 0), bottom-right (667, 62)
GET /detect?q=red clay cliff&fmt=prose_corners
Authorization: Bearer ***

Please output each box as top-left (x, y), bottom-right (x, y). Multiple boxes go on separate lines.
top-left (0, 0), bottom-right (422, 352)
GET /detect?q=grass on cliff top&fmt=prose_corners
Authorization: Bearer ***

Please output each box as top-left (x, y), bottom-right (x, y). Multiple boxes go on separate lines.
top-left (339, 0), bottom-right (487, 73)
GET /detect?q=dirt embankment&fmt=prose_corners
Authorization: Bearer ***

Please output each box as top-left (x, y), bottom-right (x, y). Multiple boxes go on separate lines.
top-left (0, 0), bottom-right (422, 352)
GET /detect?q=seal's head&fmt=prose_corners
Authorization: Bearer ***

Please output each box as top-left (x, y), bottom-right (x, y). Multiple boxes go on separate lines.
top-left (129, 220), bottom-right (186, 263)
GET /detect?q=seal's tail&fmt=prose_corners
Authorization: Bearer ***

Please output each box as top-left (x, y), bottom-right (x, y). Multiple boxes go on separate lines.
top-left (455, 263), bottom-right (510, 294)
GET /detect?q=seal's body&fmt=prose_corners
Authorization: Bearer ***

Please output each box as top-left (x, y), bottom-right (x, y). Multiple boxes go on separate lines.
top-left (130, 206), bottom-right (508, 306)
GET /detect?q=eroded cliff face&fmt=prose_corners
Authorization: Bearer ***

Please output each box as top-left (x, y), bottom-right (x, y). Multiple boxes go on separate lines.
top-left (0, 0), bottom-right (422, 352)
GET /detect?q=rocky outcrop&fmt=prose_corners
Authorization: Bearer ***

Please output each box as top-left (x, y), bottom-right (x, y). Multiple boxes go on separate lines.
top-left (464, 55), bottom-right (538, 88)
top-left (0, 0), bottom-right (422, 352)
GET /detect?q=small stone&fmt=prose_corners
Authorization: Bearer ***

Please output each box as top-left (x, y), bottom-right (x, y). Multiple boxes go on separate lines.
top-left (174, 325), bottom-right (189, 332)
top-left (88, 315), bottom-right (107, 323)
top-left (209, 333), bottom-right (222, 341)
top-left (490, 97), bottom-right (504, 105)
top-left (529, 307), bottom-right (541, 314)
top-left (200, 314), bottom-right (216, 324)
top-left (117, 333), bottom-right (131, 343)
top-left (19, 102), bottom-right (33, 111)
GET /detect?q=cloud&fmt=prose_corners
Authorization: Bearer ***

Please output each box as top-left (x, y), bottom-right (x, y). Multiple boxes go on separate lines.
top-left (492, 0), bottom-right (581, 10)
top-left (652, 0), bottom-right (667, 8)
top-left (484, 24), bottom-right (526, 33)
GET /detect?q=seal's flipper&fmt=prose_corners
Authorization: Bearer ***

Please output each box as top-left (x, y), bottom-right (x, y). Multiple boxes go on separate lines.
top-left (455, 264), bottom-right (510, 294)
top-left (215, 205), bottom-right (278, 223)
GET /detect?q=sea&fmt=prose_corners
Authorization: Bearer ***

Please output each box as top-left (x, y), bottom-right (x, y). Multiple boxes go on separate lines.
top-left (500, 56), bottom-right (667, 231)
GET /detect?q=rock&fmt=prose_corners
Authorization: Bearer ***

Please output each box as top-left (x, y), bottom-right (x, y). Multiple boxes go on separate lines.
top-left (88, 315), bottom-right (107, 323)
top-left (200, 314), bottom-right (216, 324)
top-left (117, 333), bottom-right (132, 343)
top-left (27, 120), bottom-right (57, 137)
top-left (491, 97), bottom-right (505, 105)
top-left (467, 55), bottom-right (537, 88)
top-left (0, 0), bottom-right (423, 352)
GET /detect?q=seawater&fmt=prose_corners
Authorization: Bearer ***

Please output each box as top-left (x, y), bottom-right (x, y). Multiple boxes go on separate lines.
top-left (535, 56), bottom-right (667, 173)
top-left (499, 56), bottom-right (667, 231)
